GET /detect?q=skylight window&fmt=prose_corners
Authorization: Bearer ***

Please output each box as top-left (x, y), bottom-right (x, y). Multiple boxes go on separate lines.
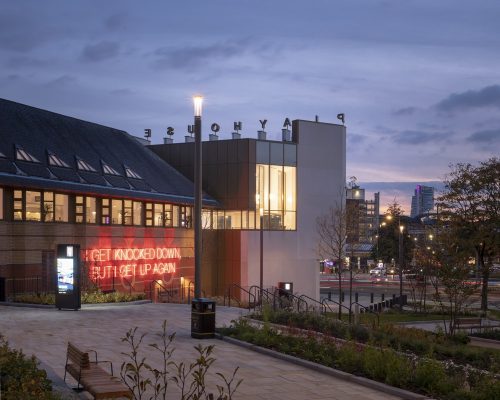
top-left (76, 157), bottom-right (97, 172)
top-left (102, 162), bottom-right (121, 176)
top-left (48, 152), bottom-right (70, 168)
top-left (16, 147), bottom-right (39, 163)
top-left (124, 165), bottom-right (142, 179)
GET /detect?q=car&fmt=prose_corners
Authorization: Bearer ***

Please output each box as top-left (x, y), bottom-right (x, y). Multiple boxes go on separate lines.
top-left (369, 266), bottom-right (386, 275)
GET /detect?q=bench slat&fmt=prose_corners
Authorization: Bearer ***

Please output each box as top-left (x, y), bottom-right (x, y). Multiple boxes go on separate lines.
top-left (65, 343), bottom-right (132, 399)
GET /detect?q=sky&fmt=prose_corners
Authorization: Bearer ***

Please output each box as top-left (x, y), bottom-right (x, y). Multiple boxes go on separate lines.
top-left (1, 1), bottom-right (499, 213)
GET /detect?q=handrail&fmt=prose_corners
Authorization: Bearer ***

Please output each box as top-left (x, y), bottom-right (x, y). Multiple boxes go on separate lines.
top-left (224, 284), bottom-right (257, 311)
top-left (248, 285), bottom-right (261, 305)
top-left (122, 277), bottom-right (134, 295)
top-left (298, 294), bottom-right (327, 314)
top-left (270, 287), bottom-right (308, 312)
top-left (350, 301), bottom-right (380, 326)
top-left (149, 280), bottom-right (174, 303)
top-left (321, 298), bottom-right (351, 320)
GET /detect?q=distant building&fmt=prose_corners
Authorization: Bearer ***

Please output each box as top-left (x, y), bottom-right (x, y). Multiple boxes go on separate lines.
top-left (410, 185), bottom-right (434, 218)
top-left (346, 185), bottom-right (380, 268)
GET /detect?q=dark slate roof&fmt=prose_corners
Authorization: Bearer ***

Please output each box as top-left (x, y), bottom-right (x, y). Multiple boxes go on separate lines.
top-left (0, 98), bottom-right (217, 206)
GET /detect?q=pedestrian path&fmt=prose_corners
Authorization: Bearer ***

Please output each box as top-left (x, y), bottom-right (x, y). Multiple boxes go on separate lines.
top-left (0, 303), bottom-right (405, 399)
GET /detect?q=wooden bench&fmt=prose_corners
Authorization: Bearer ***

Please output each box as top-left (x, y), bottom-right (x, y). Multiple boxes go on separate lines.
top-left (64, 342), bottom-right (132, 400)
top-left (455, 318), bottom-right (483, 333)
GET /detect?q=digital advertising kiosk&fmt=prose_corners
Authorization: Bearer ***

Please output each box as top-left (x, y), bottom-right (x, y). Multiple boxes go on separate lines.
top-left (55, 244), bottom-right (81, 310)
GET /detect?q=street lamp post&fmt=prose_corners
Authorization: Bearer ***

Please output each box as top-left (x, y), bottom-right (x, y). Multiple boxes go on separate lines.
top-left (259, 208), bottom-right (264, 298)
top-left (193, 95), bottom-right (203, 300)
top-left (398, 224), bottom-right (404, 307)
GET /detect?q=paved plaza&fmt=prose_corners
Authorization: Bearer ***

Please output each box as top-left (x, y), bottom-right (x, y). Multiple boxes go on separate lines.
top-left (0, 302), bottom-right (409, 399)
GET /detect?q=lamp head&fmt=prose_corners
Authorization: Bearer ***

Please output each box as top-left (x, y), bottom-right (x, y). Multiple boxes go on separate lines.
top-left (193, 95), bottom-right (203, 117)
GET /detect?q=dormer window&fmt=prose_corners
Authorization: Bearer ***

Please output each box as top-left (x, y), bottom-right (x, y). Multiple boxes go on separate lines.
top-left (102, 161), bottom-right (120, 176)
top-left (124, 165), bottom-right (142, 179)
top-left (47, 151), bottom-right (70, 168)
top-left (76, 156), bottom-right (97, 172)
top-left (16, 146), bottom-right (39, 163)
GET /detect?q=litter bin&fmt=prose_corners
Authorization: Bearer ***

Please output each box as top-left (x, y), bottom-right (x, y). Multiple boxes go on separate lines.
top-left (191, 298), bottom-right (216, 339)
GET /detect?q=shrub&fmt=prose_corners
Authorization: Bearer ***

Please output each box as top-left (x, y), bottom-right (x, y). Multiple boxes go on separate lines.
top-left (414, 358), bottom-right (455, 396)
top-left (335, 343), bottom-right (363, 374)
top-left (0, 336), bottom-right (59, 400)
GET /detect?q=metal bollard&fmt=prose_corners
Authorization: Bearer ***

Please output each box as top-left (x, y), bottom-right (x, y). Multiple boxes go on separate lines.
top-left (328, 292), bottom-right (332, 301)
top-left (370, 293), bottom-right (374, 303)
top-left (381, 293), bottom-right (385, 301)
top-left (355, 292), bottom-right (359, 302)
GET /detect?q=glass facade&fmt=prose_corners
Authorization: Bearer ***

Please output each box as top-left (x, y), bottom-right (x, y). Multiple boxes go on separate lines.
top-left (255, 141), bottom-right (297, 230)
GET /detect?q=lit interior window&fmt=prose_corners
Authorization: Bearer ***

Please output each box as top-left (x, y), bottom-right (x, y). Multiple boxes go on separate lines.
top-left (124, 165), bottom-right (142, 179)
top-left (102, 162), bottom-right (121, 176)
top-left (16, 147), bottom-right (39, 163)
top-left (76, 157), bottom-right (97, 172)
top-left (48, 152), bottom-right (70, 168)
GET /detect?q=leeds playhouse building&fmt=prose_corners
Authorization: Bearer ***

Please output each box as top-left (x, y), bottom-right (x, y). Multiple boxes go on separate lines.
top-left (0, 98), bottom-right (345, 302)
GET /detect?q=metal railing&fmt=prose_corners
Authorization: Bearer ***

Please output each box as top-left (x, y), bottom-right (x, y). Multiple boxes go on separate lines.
top-left (5, 276), bottom-right (47, 299)
top-left (122, 277), bottom-right (135, 295)
top-left (224, 284), bottom-right (257, 311)
top-left (149, 280), bottom-right (175, 303)
top-left (350, 301), bottom-right (380, 326)
top-left (321, 298), bottom-right (352, 320)
top-left (298, 293), bottom-right (328, 314)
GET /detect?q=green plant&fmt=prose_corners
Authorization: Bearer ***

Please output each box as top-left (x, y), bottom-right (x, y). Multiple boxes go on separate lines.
top-left (120, 321), bottom-right (242, 400)
top-left (0, 336), bottom-right (60, 400)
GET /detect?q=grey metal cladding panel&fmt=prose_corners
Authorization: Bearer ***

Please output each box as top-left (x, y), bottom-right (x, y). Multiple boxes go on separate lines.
top-left (49, 167), bottom-right (80, 182)
top-left (15, 162), bottom-right (51, 178)
top-left (205, 141), bottom-right (218, 163)
top-left (248, 162), bottom-right (256, 209)
top-left (104, 175), bottom-right (131, 189)
top-left (78, 171), bottom-right (108, 185)
top-left (216, 164), bottom-right (228, 201)
top-left (217, 141), bottom-right (227, 162)
top-left (0, 159), bottom-right (16, 174)
top-left (248, 140), bottom-right (256, 163)
top-left (181, 143), bottom-right (194, 167)
top-left (237, 140), bottom-right (249, 163)
top-left (226, 140), bottom-right (238, 163)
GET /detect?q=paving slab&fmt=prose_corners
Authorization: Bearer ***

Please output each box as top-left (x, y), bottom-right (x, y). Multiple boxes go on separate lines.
top-left (0, 302), bottom-right (406, 399)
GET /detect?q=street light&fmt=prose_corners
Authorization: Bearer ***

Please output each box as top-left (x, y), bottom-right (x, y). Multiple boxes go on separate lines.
top-left (193, 95), bottom-right (203, 300)
top-left (259, 207), bottom-right (264, 298)
top-left (398, 224), bottom-right (404, 307)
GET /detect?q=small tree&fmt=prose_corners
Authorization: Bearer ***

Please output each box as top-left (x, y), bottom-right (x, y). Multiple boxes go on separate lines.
top-left (317, 190), bottom-right (356, 319)
top-left (428, 231), bottom-right (480, 335)
top-left (438, 157), bottom-right (499, 312)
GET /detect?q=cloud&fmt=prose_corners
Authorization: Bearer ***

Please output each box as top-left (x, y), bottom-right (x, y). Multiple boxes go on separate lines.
top-left (348, 133), bottom-right (368, 144)
top-left (466, 129), bottom-right (499, 143)
top-left (45, 75), bottom-right (78, 88)
top-left (393, 106), bottom-right (418, 116)
top-left (105, 13), bottom-right (128, 31)
top-left (0, 14), bottom-right (48, 52)
top-left (81, 41), bottom-right (120, 62)
top-left (393, 130), bottom-right (450, 145)
top-left (110, 88), bottom-right (134, 96)
top-left (435, 85), bottom-right (500, 112)
top-left (153, 40), bottom-right (247, 70)
top-left (6, 56), bottom-right (48, 68)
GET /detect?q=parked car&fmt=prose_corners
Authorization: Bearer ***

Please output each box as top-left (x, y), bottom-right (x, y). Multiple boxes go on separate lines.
top-left (369, 266), bottom-right (386, 275)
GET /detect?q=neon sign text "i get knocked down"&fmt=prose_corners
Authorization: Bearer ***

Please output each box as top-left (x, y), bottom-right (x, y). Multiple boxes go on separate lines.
top-left (83, 247), bottom-right (182, 280)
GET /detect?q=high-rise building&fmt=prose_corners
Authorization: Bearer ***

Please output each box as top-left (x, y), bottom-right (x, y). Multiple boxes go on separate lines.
top-left (346, 185), bottom-right (380, 266)
top-left (410, 185), bottom-right (434, 218)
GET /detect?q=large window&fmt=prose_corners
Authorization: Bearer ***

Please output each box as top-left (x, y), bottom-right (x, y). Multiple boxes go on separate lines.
top-left (26, 191), bottom-right (41, 221)
top-left (256, 163), bottom-right (296, 230)
top-left (14, 190), bottom-right (23, 220)
top-left (55, 194), bottom-right (68, 222)
top-left (102, 199), bottom-right (111, 224)
top-left (112, 199), bottom-right (123, 225)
